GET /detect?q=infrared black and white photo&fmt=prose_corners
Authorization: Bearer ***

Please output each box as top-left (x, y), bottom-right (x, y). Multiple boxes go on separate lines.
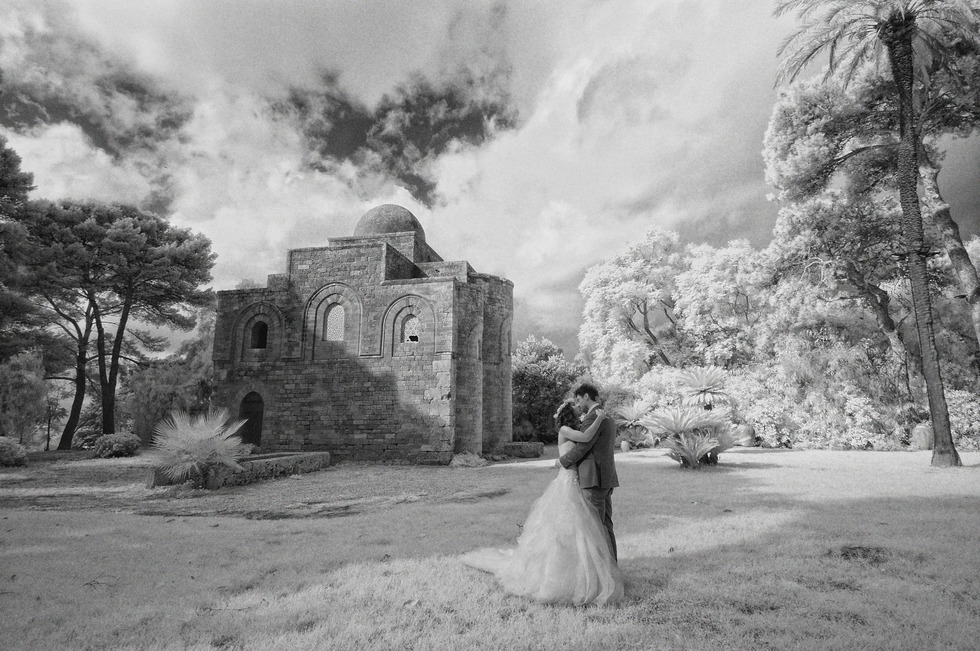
top-left (1, 2), bottom-right (980, 649)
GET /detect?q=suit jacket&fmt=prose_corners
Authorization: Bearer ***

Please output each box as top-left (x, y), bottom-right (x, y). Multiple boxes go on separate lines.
top-left (558, 406), bottom-right (619, 490)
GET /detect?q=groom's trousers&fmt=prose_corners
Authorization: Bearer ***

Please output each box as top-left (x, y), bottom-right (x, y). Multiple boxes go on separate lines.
top-left (584, 487), bottom-right (616, 561)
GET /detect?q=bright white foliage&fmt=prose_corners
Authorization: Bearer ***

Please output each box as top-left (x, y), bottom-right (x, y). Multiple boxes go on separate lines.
top-left (674, 240), bottom-right (769, 367)
top-left (578, 228), bottom-right (683, 385)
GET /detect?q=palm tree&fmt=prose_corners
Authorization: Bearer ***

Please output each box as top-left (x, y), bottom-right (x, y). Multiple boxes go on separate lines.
top-left (775, 0), bottom-right (980, 467)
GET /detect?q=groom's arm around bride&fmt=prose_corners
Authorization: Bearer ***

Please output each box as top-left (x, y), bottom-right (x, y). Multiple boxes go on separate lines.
top-left (558, 406), bottom-right (615, 486)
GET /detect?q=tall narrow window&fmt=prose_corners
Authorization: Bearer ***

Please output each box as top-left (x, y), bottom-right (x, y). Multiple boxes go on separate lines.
top-left (324, 304), bottom-right (345, 341)
top-left (249, 321), bottom-right (268, 349)
top-left (402, 314), bottom-right (421, 343)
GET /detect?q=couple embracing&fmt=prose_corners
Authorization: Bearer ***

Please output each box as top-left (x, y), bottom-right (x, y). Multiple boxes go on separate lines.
top-left (461, 383), bottom-right (623, 606)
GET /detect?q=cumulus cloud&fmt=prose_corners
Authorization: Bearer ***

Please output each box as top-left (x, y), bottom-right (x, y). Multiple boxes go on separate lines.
top-left (5, 0), bottom-right (974, 357)
top-left (0, 0), bottom-right (794, 355)
top-left (284, 70), bottom-right (516, 207)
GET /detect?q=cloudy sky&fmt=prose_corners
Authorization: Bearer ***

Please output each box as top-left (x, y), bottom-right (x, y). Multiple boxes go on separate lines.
top-left (2, 0), bottom-right (979, 356)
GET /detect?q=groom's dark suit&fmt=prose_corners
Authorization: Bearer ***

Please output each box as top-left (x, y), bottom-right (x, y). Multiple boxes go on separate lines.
top-left (559, 405), bottom-right (619, 561)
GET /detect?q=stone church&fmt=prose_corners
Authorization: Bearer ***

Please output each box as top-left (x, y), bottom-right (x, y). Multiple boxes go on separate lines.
top-left (212, 204), bottom-right (513, 464)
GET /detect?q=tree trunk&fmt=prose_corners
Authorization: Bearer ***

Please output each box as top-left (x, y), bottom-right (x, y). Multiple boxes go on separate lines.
top-left (103, 294), bottom-right (133, 436)
top-left (92, 295), bottom-right (113, 435)
top-left (57, 306), bottom-right (94, 450)
top-left (842, 261), bottom-right (921, 370)
top-left (919, 158), bottom-right (980, 351)
top-left (886, 34), bottom-right (960, 467)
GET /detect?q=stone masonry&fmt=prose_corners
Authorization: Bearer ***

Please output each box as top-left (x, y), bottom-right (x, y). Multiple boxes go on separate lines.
top-left (212, 204), bottom-right (514, 464)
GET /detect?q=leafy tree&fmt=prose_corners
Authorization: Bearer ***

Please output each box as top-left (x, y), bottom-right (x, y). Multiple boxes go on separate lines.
top-left (579, 228), bottom-right (687, 384)
top-left (87, 205), bottom-right (215, 435)
top-left (674, 240), bottom-right (770, 367)
top-left (120, 308), bottom-right (216, 444)
top-left (12, 201), bottom-right (104, 448)
top-left (0, 351), bottom-right (46, 444)
top-left (42, 384), bottom-right (69, 451)
top-left (767, 191), bottom-right (920, 366)
top-left (765, 61), bottom-right (980, 352)
top-left (0, 136), bottom-right (46, 363)
top-left (8, 201), bottom-right (214, 447)
top-left (0, 134), bottom-right (34, 217)
top-left (512, 336), bottom-right (582, 443)
top-left (775, 0), bottom-right (980, 466)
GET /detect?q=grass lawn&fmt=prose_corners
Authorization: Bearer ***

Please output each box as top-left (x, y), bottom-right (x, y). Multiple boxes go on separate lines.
top-left (1, 447), bottom-right (979, 650)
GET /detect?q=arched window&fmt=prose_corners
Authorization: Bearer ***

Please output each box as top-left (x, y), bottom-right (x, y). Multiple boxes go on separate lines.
top-left (401, 314), bottom-right (421, 343)
top-left (324, 304), bottom-right (345, 341)
top-left (249, 321), bottom-right (268, 349)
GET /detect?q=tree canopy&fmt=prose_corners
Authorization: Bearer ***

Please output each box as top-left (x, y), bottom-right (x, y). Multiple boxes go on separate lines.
top-left (7, 200), bottom-right (215, 447)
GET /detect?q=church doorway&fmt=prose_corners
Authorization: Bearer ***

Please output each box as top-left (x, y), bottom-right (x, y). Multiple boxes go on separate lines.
top-left (239, 392), bottom-right (264, 447)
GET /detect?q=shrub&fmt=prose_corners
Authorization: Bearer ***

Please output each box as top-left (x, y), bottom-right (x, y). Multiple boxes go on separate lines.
top-left (947, 389), bottom-right (980, 450)
top-left (93, 433), bottom-right (142, 458)
top-left (613, 398), bottom-right (656, 449)
top-left (71, 426), bottom-right (103, 450)
top-left (0, 437), bottom-right (28, 466)
top-left (633, 367), bottom-right (686, 411)
top-left (646, 407), bottom-right (734, 468)
top-left (511, 337), bottom-right (582, 443)
top-left (150, 409), bottom-right (250, 488)
top-left (595, 383), bottom-right (640, 416)
top-left (512, 419), bottom-right (536, 443)
top-left (677, 366), bottom-right (730, 410)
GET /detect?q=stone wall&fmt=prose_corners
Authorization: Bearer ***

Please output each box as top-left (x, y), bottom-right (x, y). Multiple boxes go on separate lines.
top-left (475, 274), bottom-right (514, 452)
top-left (213, 210), bottom-right (512, 465)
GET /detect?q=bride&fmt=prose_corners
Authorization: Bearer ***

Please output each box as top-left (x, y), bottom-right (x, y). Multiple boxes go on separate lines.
top-left (460, 402), bottom-right (623, 606)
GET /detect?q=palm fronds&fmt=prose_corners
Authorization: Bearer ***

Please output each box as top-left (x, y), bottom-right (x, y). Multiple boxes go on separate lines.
top-left (646, 407), bottom-right (728, 437)
top-left (646, 407), bottom-right (734, 468)
top-left (150, 408), bottom-right (250, 486)
top-left (677, 366), bottom-right (729, 409)
top-left (614, 398), bottom-right (654, 426)
top-left (615, 399), bottom-right (656, 449)
top-left (659, 432), bottom-right (721, 469)
top-left (775, 0), bottom-right (980, 88)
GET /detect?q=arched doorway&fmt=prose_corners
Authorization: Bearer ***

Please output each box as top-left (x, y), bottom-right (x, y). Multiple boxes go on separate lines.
top-left (239, 392), bottom-right (264, 448)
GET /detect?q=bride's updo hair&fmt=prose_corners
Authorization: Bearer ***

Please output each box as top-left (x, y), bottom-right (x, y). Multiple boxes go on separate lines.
top-left (555, 401), bottom-right (578, 431)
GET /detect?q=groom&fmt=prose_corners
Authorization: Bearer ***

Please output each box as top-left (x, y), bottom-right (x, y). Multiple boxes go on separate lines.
top-left (558, 383), bottom-right (619, 561)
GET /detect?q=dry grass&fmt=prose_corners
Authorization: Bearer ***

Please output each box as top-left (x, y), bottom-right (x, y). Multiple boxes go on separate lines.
top-left (1, 448), bottom-right (979, 650)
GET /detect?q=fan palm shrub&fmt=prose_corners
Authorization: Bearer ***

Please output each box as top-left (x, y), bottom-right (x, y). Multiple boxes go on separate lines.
top-left (678, 366), bottom-right (729, 410)
top-left (646, 407), bottom-right (735, 468)
top-left (150, 409), bottom-right (250, 488)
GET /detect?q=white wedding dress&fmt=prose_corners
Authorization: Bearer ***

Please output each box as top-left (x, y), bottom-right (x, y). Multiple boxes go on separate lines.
top-left (459, 441), bottom-right (623, 606)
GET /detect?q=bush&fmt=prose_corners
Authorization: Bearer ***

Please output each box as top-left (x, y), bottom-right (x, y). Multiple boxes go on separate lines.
top-left (512, 419), bottom-right (536, 443)
top-left (947, 389), bottom-right (980, 450)
top-left (0, 437), bottom-right (28, 466)
top-left (150, 409), bottom-right (250, 488)
top-left (92, 433), bottom-right (142, 458)
top-left (634, 368), bottom-right (686, 411)
top-left (511, 337), bottom-right (582, 443)
top-left (646, 407), bottom-right (735, 468)
top-left (71, 426), bottom-right (103, 450)
top-left (613, 398), bottom-right (656, 449)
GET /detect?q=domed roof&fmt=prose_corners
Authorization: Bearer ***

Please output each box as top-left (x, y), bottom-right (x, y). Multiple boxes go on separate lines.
top-left (353, 204), bottom-right (425, 242)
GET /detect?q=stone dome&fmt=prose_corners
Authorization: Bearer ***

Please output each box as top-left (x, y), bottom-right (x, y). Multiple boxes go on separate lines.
top-left (353, 204), bottom-right (425, 242)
